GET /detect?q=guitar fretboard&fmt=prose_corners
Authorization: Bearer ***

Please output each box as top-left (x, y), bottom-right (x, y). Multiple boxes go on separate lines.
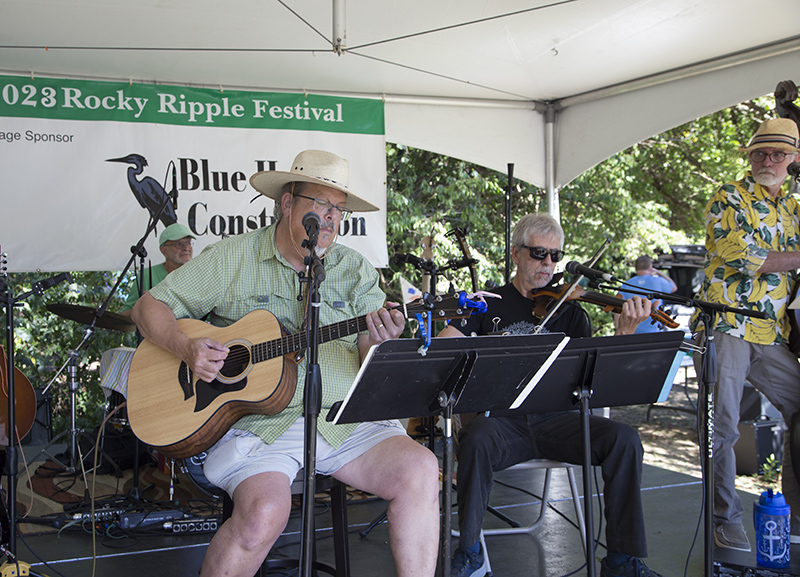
top-left (253, 315), bottom-right (371, 363)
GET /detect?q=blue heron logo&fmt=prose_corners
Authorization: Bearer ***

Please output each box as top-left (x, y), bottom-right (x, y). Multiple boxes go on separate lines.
top-left (107, 153), bottom-right (178, 227)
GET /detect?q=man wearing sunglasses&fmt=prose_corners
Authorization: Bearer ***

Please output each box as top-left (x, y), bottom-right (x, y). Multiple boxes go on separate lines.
top-left (693, 117), bottom-right (800, 552)
top-left (441, 213), bottom-right (664, 577)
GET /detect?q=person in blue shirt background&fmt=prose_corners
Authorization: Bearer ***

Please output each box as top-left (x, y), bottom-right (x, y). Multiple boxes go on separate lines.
top-left (615, 255), bottom-right (677, 334)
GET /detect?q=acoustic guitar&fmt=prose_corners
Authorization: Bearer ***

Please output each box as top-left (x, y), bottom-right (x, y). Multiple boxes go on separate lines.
top-left (127, 294), bottom-right (473, 459)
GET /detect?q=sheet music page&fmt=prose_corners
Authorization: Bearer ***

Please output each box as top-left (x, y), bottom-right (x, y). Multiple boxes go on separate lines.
top-left (330, 342), bottom-right (379, 424)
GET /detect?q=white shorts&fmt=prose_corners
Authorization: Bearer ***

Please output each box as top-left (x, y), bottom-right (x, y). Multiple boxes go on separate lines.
top-left (203, 418), bottom-right (407, 496)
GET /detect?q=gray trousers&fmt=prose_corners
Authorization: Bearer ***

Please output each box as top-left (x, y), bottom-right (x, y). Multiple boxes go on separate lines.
top-left (697, 330), bottom-right (800, 529)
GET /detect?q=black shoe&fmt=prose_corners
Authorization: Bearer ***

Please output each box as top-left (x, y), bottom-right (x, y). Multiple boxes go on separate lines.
top-left (451, 543), bottom-right (486, 577)
top-left (600, 557), bottom-right (664, 577)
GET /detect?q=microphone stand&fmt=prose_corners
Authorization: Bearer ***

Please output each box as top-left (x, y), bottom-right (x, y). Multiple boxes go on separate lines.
top-left (589, 279), bottom-right (767, 576)
top-left (1, 256), bottom-right (23, 559)
top-left (1, 260), bottom-right (71, 562)
top-left (298, 225), bottom-right (325, 577)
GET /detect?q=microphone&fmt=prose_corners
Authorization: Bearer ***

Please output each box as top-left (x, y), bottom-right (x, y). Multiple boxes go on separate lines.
top-left (565, 261), bottom-right (616, 283)
top-left (392, 253), bottom-right (424, 268)
top-left (788, 162), bottom-right (800, 178)
top-left (302, 211), bottom-right (321, 237)
top-left (32, 272), bottom-right (73, 296)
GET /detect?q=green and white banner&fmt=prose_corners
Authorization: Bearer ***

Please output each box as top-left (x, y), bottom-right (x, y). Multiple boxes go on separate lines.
top-left (0, 74), bottom-right (387, 272)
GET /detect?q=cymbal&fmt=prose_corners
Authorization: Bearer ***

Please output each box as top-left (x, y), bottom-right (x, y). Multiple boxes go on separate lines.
top-left (46, 304), bottom-right (136, 333)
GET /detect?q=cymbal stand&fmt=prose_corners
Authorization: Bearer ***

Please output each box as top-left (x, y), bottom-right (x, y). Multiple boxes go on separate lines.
top-left (37, 330), bottom-right (120, 478)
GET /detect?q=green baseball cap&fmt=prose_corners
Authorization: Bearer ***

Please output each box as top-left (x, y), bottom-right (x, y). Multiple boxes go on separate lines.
top-left (159, 223), bottom-right (195, 247)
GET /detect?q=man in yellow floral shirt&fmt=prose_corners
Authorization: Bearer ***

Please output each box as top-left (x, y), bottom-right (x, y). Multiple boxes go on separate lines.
top-left (695, 118), bottom-right (800, 551)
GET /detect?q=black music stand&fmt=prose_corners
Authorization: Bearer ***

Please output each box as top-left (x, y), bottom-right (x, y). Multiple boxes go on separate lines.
top-left (494, 330), bottom-right (686, 577)
top-left (329, 330), bottom-right (685, 577)
top-left (327, 333), bottom-right (570, 575)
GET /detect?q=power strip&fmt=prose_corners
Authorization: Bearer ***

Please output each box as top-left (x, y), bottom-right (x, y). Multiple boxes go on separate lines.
top-left (119, 510), bottom-right (185, 529)
top-left (71, 508), bottom-right (127, 522)
top-left (165, 517), bottom-right (220, 533)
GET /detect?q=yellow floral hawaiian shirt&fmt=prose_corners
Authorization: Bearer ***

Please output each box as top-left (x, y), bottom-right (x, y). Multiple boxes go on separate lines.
top-left (694, 171), bottom-right (800, 344)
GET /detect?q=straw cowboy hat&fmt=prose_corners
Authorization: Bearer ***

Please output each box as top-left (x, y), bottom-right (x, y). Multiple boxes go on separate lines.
top-left (739, 118), bottom-right (800, 153)
top-left (249, 150), bottom-right (379, 213)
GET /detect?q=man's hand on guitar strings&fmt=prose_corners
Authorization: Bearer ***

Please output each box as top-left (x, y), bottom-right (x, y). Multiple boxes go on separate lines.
top-left (185, 337), bottom-right (230, 382)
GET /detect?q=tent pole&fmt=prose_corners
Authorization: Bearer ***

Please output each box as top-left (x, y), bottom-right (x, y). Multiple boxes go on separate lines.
top-left (505, 164), bottom-right (514, 284)
top-left (544, 104), bottom-right (559, 221)
top-left (332, 0), bottom-right (346, 55)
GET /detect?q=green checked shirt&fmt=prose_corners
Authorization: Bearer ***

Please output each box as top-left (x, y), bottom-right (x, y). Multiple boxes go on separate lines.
top-left (692, 171), bottom-right (800, 345)
top-left (148, 224), bottom-right (386, 447)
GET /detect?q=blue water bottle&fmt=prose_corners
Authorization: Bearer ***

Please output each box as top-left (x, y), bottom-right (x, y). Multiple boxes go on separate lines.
top-left (753, 488), bottom-right (790, 568)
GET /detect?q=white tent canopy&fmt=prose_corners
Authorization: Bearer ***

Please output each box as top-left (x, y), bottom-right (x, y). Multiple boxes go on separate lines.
top-left (3, 0), bottom-right (800, 210)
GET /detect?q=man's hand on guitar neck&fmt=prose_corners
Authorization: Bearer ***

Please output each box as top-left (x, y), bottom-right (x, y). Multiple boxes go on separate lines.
top-left (358, 303), bottom-right (405, 362)
top-left (132, 292), bottom-right (230, 382)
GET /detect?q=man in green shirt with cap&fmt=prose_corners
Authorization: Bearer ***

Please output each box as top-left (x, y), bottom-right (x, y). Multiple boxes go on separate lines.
top-left (120, 222), bottom-right (195, 317)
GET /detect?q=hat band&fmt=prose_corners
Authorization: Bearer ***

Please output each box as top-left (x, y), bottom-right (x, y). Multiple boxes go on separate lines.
top-left (294, 172), bottom-right (348, 191)
top-left (749, 133), bottom-right (799, 148)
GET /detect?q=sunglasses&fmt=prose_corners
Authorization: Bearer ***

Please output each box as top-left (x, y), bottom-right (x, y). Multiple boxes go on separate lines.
top-left (520, 244), bottom-right (565, 262)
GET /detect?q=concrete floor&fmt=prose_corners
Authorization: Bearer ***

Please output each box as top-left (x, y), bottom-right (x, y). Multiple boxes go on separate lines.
top-left (9, 453), bottom-right (776, 577)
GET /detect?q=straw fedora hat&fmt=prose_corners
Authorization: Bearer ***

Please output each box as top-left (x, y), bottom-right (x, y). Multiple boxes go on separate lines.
top-left (739, 118), bottom-right (800, 153)
top-left (249, 150), bottom-right (379, 213)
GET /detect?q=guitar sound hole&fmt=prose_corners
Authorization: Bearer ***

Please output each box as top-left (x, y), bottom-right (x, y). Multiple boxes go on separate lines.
top-left (220, 344), bottom-right (251, 379)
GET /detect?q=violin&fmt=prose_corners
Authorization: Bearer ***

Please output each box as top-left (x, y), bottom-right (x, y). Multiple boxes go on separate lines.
top-left (531, 284), bottom-right (679, 330)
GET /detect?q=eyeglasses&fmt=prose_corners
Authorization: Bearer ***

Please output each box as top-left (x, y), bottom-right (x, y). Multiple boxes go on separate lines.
top-left (749, 150), bottom-right (791, 163)
top-left (163, 239), bottom-right (194, 249)
top-left (519, 244), bottom-right (565, 262)
top-left (294, 193), bottom-right (352, 221)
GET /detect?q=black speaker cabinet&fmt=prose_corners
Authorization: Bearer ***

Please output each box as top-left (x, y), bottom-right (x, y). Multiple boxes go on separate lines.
top-left (734, 419), bottom-right (784, 476)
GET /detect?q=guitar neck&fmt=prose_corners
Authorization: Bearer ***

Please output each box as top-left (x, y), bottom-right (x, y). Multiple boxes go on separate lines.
top-left (251, 314), bottom-right (372, 364)
top-left (246, 293), bottom-right (468, 366)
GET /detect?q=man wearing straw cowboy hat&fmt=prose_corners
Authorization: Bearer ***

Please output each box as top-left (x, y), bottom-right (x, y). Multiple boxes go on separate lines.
top-left (694, 118), bottom-right (800, 551)
top-left (132, 150), bottom-right (440, 576)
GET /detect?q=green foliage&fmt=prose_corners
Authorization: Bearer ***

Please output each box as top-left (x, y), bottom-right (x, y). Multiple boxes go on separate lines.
top-left (2, 271), bottom-right (137, 435)
top-left (383, 95), bottom-right (777, 335)
top-left (756, 452), bottom-right (781, 492)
